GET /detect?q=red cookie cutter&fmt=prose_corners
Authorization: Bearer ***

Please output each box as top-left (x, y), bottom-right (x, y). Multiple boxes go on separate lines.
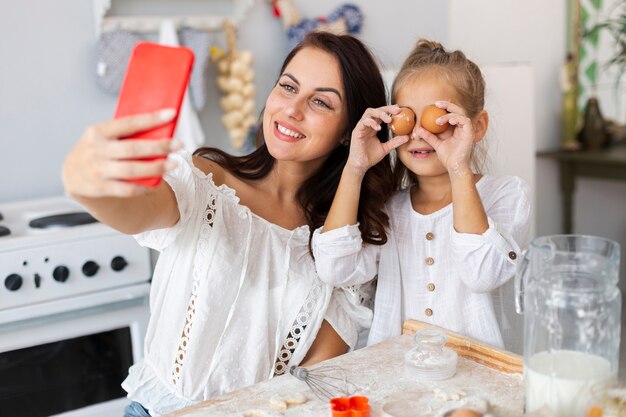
top-left (330, 396), bottom-right (370, 417)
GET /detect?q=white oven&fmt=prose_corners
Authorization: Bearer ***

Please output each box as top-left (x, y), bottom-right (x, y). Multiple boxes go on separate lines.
top-left (0, 196), bottom-right (152, 417)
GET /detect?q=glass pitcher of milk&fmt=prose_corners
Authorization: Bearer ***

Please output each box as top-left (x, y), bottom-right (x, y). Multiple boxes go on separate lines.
top-left (515, 235), bottom-right (621, 417)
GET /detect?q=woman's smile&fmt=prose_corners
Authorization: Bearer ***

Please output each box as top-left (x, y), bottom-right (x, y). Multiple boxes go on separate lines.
top-left (274, 121), bottom-right (306, 142)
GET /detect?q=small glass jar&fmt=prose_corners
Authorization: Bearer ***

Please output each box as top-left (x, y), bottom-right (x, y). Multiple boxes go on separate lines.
top-left (404, 328), bottom-right (457, 380)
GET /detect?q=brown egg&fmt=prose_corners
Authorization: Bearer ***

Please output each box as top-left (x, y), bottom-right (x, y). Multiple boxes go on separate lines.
top-left (420, 104), bottom-right (449, 134)
top-left (390, 107), bottom-right (416, 136)
top-left (450, 409), bottom-right (483, 417)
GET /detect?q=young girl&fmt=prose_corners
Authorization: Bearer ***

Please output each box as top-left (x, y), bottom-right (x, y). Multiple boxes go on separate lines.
top-left (312, 39), bottom-right (531, 353)
top-left (62, 33), bottom-right (397, 417)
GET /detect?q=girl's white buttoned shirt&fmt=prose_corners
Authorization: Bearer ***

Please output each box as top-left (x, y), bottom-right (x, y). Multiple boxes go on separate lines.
top-left (312, 175), bottom-right (531, 352)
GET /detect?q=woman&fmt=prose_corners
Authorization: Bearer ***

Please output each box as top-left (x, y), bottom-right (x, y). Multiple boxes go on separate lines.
top-left (62, 32), bottom-right (394, 417)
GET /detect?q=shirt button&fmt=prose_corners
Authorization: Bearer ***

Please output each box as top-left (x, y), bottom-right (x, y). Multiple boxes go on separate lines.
top-left (425, 257), bottom-right (434, 266)
top-left (426, 232), bottom-right (434, 240)
top-left (427, 283), bottom-right (435, 292)
top-left (508, 251), bottom-right (517, 260)
top-left (425, 308), bottom-right (433, 317)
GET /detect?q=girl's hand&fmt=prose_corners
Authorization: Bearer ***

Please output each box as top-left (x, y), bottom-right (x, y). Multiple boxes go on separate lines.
top-left (417, 101), bottom-right (475, 176)
top-left (346, 105), bottom-right (410, 176)
top-left (62, 109), bottom-right (181, 198)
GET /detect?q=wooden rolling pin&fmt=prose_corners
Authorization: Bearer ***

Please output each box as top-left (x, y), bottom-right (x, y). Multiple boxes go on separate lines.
top-left (402, 320), bottom-right (523, 374)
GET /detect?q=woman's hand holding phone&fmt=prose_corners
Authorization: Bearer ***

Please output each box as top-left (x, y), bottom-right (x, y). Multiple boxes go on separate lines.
top-left (63, 42), bottom-right (195, 198)
top-left (62, 109), bottom-right (182, 198)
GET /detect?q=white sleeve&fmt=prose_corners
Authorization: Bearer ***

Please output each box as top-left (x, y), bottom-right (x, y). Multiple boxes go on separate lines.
top-left (451, 176), bottom-right (532, 293)
top-left (323, 285), bottom-right (374, 351)
top-left (367, 228), bottom-right (403, 346)
top-left (312, 224), bottom-right (380, 287)
top-left (132, 151), bottom-right (197, 252)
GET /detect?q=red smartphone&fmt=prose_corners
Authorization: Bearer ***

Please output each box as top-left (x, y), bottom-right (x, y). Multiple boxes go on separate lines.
top-left (114, 42), bottom-right (194, 187)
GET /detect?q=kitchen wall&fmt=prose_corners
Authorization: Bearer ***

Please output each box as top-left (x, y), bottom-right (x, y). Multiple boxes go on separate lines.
top-left (0, 0), bottom-right (447, 202)
top-left (445, 0), bottom-right (626, 284)
top-left (1, 0), bottom-right (625, 280)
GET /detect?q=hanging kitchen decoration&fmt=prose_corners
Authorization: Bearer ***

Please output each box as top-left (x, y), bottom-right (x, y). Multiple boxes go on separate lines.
top-left (269, 0), bottom-right (364, 48)
top-left (96, 28), bottom-right (213, 112)
top-left (215, 20), bottom-right (258, 151)
top-left (92, 0), bottom-right (254, 113)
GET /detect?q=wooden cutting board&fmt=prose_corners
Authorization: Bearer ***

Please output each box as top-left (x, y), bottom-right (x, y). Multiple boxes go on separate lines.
top-left (402, 319), bottom-right (524, 374)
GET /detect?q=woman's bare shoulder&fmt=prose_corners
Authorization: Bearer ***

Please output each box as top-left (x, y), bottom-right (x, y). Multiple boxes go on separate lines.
top-left (192, 154), bottom-right (227, 186)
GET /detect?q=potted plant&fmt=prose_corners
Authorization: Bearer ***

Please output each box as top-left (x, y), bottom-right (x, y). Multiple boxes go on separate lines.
top-left (582, 4), bottom-right (626, 145)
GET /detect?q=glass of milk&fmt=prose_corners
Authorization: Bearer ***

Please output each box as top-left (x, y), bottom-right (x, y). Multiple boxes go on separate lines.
top-left (515, 235), bottom-right (621, 417)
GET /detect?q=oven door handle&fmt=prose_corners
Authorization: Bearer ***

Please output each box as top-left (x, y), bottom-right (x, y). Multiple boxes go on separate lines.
top-left (0, 282), bottom-right (150, 326)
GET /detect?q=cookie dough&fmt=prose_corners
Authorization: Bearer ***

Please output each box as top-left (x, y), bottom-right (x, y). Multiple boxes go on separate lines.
top-left (268, 393), bottom-right (308, 410)
top-left (269, 395), bottom-right (287, 410)
top-left (433, 388), bottom-right (467, 401)
top-left (284, 393), bottom-right (308, 406)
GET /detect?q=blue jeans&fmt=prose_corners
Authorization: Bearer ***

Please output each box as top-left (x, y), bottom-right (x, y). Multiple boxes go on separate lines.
top-left (123, 401), bottom-right (151, 417)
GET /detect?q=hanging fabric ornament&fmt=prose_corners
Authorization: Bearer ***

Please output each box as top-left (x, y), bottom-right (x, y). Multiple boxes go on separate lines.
top-left (216, 20), bottom-right (258, 151)
top-left (96, 28), bottom-right (212, 112)
top-left (271, 0), bottom-right (281, 17)
top-left (268, 1), bottom-right (363, 48)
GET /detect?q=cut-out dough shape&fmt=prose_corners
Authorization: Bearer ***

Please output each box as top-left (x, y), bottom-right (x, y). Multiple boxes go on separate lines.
top-left (284, 392), bottom-right (308, 405)
top-left (268, 393), bottom-right (308, 409)
top-left (433, 388), bottom-right (467, 401)
top-left (269, 395), bottom-right (287, 410)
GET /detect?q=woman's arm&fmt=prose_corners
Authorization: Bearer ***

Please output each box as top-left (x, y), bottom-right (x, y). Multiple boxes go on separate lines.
top-left (299, 320), bottom-right (348, 366)
top-left (62, 109), bottom-right (183, 234)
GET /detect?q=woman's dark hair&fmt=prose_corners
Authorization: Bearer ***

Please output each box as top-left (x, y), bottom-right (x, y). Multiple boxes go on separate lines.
top-left (194, 31), bottom-right (392, 246)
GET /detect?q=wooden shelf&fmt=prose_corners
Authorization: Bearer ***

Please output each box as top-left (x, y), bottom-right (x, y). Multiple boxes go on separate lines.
top-left (537, 143), bottom-right (626, 233)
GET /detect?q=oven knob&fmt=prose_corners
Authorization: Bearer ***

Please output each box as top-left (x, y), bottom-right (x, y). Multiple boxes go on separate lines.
top-left (82, 261), bottom-right (100, 277)
top-left (53, 265), bottom-right (70, 283)
top-left (5, 274), bottom-right (23, 291)
top-left (111, 256), bottom-right (128, 272)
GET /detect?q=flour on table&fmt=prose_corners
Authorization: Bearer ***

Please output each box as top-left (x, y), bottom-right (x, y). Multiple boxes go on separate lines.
top-left (172, 336), bottom-right (524, 417)
top-left (460, 397), bottom-right (489, 414)
top-left (242, 409), bottom-right (283, 417)
top-left (382, 399), bottom-right (433, 417)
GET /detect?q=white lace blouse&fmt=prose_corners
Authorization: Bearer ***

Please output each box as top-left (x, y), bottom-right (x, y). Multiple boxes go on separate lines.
top-left (312, 175), bottom-right (531, 353)
top-left (122, 151), bottom-right (371, 417)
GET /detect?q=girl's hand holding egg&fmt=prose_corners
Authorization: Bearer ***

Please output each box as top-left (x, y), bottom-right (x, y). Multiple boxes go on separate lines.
top-left (420, 104), bottom-right (449, 134)
top-left (348, 105), bottom-right (410, 176)
top-left (417, 101), bottom-right (476, 175)
top-left (389, 107), bottom-right (416, 136)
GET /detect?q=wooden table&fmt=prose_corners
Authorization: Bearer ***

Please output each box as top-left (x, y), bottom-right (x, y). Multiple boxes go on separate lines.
top-left (167, 321), bottom-right (524, 417)
top-left (537, 144), bottom-right (626, 233)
